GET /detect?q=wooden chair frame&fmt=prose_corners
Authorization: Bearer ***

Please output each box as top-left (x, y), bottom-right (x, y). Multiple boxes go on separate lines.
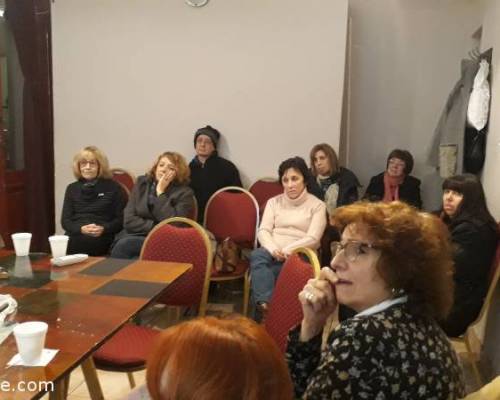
top-left (450, 263), bottom-right (500, 386)
top-left (203, 186), bottom-right (260, 316)
top-left (140, 216), bottom-right (213, 317)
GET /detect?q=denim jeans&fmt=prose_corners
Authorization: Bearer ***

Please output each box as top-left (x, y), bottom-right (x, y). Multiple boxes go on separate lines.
top-left (250, 247), bottom-right (284, 304)
top-left (110, 235), bottom-right (146, 259)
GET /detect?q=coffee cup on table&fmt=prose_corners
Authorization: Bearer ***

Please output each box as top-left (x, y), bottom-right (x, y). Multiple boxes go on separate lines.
top-left (48, 235), bottom-right (69, 258)
top-left (13, 321), bottom-right (48, 364)
top-left (11, 233), bottom-right (32, 257)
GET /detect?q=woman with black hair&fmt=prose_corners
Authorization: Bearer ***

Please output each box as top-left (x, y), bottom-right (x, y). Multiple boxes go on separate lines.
top-left (250, 157), bottom-right (327, 318)
top-left (440, 174), bottom-right (498, 337)
top-left (363, 149), bottom-right (422, 208)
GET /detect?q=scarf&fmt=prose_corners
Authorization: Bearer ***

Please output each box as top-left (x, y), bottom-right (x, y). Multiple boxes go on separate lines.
top-left (383, 172), bottom-right (404, 202)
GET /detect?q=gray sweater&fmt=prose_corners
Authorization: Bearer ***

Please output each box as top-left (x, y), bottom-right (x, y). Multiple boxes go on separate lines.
top-left (123, 175), bottom-right (194, 235)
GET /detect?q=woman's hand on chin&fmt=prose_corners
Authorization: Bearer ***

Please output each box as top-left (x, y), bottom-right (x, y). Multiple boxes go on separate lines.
top-left (156, 169), bottom-right (176, 196)
top-left (299, 267), bottom-right (338, 342)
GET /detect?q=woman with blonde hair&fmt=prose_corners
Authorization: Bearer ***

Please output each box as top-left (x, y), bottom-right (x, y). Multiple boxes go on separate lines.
top-left (287, 201), bottom-right (464, 398)
top-left (111, 151), bottom-right (194, 259)
top-left (146, 315), bottom-right (293, 400)
top-left (61, 146), bottom-right (126, 255)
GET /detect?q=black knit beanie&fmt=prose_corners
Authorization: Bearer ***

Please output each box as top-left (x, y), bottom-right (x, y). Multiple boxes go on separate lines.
top-left (194, 125), bottom-right (220, 148)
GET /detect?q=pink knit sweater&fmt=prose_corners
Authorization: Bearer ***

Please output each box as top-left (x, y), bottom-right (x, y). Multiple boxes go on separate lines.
top-left (257, 189), bottom-right (327, 255)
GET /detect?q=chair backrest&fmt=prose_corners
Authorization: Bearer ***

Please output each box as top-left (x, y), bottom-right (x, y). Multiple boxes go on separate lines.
top-left (111, 168), bottom-right (136, 192)
top-left (469, 233), bottom-right (500, 332)
top-left (204, 186), bottom-right (259, 249)
top-left (116, 181), bottom-right (130, 203)
top-left (140, 217), bottom-right (212, 316)
top-left (249, 178), bottom-right (282, 217)
top-left (264, 248), bottom-right (321, 353)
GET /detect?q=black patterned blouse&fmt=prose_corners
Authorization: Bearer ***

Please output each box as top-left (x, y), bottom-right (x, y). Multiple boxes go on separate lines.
top-left (286, 303), bottom-right (465, 399)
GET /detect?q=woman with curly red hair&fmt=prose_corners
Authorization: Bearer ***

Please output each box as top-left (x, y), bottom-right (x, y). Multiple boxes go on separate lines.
top-left (287, 201), bottom-right (464, 399)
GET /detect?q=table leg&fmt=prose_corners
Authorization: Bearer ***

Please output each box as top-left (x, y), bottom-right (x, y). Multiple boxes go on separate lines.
top-left (48, 378), bottom-right (66, 400)
top-left (81, 357), bottom-right (104, 400)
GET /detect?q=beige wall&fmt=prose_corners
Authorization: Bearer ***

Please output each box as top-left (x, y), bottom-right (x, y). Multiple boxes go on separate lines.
top-left (346, 0), bottom-right (484, 211)
top-left (51, 0), bottom-right (348, 230)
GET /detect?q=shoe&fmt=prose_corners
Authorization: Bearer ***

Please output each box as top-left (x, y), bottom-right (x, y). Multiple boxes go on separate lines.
top-left (256, 301), bottom-right (269, 323)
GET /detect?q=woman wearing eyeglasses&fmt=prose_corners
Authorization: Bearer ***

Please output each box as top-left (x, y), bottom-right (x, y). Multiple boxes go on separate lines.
top-left (61, 146), bottom-right (127, 256)
top-left (286, 201), bottom-right (464, 399)
top-left (363, 149), bottom-right (422, 208)
top-left (110, 151), bottom-right (194, 259)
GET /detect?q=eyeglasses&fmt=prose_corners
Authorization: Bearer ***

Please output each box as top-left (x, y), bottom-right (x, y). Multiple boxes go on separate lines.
top-left (330, 240), bottom-right (378, 262)
top-left (79, 160), bottom-right (98, 168)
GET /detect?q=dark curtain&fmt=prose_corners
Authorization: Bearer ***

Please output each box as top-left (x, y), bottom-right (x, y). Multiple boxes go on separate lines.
top-left (5, 0), bottom-right (54, 251)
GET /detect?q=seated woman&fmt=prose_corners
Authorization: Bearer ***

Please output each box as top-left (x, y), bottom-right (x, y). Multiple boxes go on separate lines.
top-left (287, 201), bottom-right (465, 399)
top-left (439, 174), bottom-right (498, 337)
top-left (111, 152), bottom-right (194, 259)
top-left (61, 146), bottom-right (126, 256)
top-left (250, 157), bottom-right (326, 317)
top-left (363, 148), bottom-right (422, 208)
top-left (146, 315), bottom-right (293, 400)
top-left (309, 143), bottom-right (360, 265)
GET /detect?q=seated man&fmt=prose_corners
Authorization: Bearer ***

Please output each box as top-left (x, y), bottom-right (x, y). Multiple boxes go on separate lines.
top-left (189, 125), bottom-right (242, 222)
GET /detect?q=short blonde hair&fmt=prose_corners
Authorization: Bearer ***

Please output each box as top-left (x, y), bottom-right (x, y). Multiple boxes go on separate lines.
top-left (146, 152), bottom-right (190, 185)
top-left (72, 146), bottom-right (112, 179)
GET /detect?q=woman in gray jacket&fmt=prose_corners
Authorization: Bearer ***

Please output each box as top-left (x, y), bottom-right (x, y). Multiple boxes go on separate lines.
top-left (111, 151), bottom-right (194, 259)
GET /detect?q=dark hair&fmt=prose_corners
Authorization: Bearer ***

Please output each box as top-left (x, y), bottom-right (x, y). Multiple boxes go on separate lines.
top-left (332, 201), bottom-right (454, 320)
top-left (386, 149), bottom-right (414, 175)
top-left (278, 157), bottom-right (313, 188)
top-left (442, 174), bottom-right (496, 229)
top-left (309, 143), bottom-right (339, 176)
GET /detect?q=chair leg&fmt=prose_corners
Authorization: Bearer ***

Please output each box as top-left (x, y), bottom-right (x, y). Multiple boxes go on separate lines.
top-left (81, 357), bottom-right (105, 400)
top-left (464, 335), bottom-right (483, 387)
top-left (127, 372), bottom-right (136, 389)
top-left (243, 273), bottom-right (251, 316)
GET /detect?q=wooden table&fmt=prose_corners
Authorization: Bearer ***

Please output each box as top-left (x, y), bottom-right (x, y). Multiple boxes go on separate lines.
top-left (0, 251), bottom-right (192, 400)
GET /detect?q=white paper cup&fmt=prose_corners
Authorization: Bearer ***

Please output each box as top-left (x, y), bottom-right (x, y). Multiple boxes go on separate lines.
top-left (11, 233), bottom-right (32, 257)
top-left (48, 235), bottom-right (69, 258)
top-left (13, 321), bottom-right (48, 364)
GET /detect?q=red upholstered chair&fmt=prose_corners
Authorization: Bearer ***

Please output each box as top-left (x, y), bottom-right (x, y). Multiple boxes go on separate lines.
top-left (450, 225), bottom-right (500, 386)
top-left (93, 324), bottom-right (159, 389)
top-left (204, 186), bottom-right (259, 315)
top-left (92, 217), bottom-right (212, 392)
top-left (111, 167), bottom-right (136, 192)
top-left (141, 217), bottom-right (212, 316)
top-left (249, 178), bottom-right (282, 218)
top-left (264, 247), bottom-right (321, 353)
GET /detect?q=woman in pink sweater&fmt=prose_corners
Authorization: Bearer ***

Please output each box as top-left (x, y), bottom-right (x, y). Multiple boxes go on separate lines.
top-left (250, 157), bottom-right (327, 320)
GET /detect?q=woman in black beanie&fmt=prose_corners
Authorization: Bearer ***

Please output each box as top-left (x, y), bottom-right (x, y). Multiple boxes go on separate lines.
top-left (189, 125), bottom-right (242, 222)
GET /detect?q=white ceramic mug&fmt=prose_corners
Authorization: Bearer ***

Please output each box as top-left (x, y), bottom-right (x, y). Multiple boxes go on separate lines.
top-left (11, 233), bottom-right (32, 257)
top-left (48, 235), bottom-right (69, 258)
top-left (13, 321), bottom-right (48, 364)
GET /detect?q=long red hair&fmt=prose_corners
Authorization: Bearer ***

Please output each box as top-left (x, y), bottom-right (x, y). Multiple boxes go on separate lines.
top-left (146, 315), bottom-right (293, 400)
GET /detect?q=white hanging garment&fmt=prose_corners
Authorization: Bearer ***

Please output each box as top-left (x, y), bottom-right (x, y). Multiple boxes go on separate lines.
top-left (467, 59), bottom-right (490, 131)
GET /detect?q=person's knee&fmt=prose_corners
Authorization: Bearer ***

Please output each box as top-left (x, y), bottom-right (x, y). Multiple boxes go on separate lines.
top-left (250, 247), bottom-right (272, 265)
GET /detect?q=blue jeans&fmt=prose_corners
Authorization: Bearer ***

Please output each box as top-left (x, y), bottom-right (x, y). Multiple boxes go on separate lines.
top-left (110, 235), bottom-right (146, 259)
top-left (250, 247), bottom-right (284, 304)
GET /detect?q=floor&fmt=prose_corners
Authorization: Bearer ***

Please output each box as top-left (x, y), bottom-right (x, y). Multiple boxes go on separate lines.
top-left (42, 282), bottom-right (484, 399)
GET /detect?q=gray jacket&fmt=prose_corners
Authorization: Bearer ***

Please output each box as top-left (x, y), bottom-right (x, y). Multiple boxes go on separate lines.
top-left (427, 59), bottom-right (479, 173)
top-left (123, 175), bottom-right (194, 235)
